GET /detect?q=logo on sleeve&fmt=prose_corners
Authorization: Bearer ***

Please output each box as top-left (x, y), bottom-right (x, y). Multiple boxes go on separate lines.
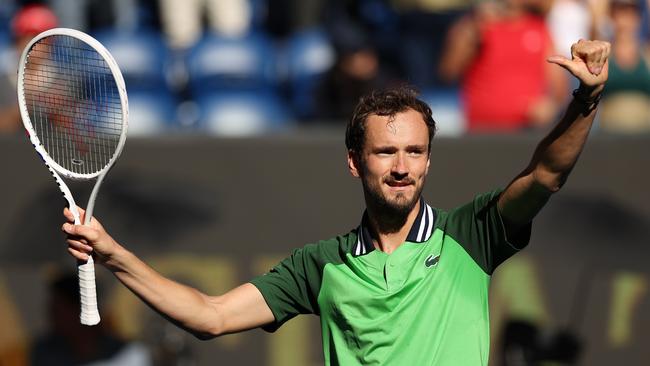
top-left (424, 254), bottom-right (440, 268)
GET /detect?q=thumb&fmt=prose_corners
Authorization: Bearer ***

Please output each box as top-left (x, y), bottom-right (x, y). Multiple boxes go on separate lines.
top-left (547, 55), bottom-right (575, 72)
top-left (547, 55), bottom-right (588, 79)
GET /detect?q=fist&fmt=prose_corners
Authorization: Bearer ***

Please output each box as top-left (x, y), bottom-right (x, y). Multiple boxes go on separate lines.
top-left (62, 206), bottom-right (117, 263)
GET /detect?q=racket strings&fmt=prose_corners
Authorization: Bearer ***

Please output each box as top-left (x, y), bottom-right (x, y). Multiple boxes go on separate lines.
top-left (22, 35), bottom-right (123, 176)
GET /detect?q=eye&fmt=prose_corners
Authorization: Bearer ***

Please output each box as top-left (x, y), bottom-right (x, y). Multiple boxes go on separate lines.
top-left (375, 147), bottom-right (396, 156)
top-left (407, 147), bottom-right (426, 156)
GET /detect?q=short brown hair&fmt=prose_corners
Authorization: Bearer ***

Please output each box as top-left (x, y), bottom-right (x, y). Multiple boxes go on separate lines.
top-left (345, 86), bottom-right (437, 154)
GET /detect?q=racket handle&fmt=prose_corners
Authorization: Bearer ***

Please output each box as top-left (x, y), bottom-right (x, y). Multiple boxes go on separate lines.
top-left (78, 256), bottom-right (101, 325)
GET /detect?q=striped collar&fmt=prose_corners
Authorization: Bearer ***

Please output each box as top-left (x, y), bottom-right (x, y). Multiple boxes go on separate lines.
top-left (352, 198), bottom-right (437, 256)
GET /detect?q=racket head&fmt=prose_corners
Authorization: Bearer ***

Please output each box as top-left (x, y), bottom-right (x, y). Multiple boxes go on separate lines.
top-left (17, 28), bottom-right (128, 181)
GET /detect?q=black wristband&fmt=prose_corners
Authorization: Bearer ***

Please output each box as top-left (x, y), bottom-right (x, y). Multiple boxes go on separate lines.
top-left (572, 88), bottom-right (602, 106)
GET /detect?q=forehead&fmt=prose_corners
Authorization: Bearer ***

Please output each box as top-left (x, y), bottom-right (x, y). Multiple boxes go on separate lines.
top-left (364, 109), bottom-right (429, 148)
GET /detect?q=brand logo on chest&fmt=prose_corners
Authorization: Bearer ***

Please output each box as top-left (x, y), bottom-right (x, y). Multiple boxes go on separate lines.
top-left (424, 254), bottom-right (440, 268)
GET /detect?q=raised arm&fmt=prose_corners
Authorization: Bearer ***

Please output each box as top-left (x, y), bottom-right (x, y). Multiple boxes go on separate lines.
top-left (62, 207), bottom-right (274, 338)
top-left (497, 39), bottom-right (610, 235)
top-left (438, 14), bottom-right (480, 83)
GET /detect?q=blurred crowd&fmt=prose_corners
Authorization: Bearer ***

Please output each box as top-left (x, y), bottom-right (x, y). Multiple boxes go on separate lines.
top-left (0, 0), bottom-right (649, 136)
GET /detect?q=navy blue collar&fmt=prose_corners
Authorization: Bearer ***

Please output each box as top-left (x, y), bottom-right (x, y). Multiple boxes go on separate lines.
top-left (352, 198), bottom-right (437, 256)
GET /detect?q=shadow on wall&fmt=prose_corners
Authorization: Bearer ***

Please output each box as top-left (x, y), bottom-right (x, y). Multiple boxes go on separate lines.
top-left (1, 171), bottom-right (218, 265)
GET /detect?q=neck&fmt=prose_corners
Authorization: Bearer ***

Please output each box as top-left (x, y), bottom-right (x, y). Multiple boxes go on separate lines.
top-left (366, 199), bottom-right (421, 254)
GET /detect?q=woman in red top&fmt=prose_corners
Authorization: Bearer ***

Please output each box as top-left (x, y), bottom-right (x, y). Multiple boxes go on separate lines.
top-left (440, 0), bottom-right (568, 132)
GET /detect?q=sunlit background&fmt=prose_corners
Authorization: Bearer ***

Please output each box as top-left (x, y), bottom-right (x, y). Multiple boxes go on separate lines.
top-left (0, 0), bottom-right (648, 365)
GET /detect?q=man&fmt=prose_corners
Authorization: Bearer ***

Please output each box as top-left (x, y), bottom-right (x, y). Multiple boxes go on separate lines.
top-left (30, 271), bottom-right (151, 366)
top-left (0, 4), bottom-right (58, 134)
top-left (63, 39), bottom-right (610, 365)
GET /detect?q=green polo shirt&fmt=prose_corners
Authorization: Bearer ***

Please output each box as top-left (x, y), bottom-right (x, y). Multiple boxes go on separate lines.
top-left (250, 189), bottom-right (530, 365)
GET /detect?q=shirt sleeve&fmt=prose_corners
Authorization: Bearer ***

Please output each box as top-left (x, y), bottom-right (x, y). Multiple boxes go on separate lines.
top-left (444, 189), bottom-right (531, 274)
top-left (249, 245), bottom-right (322, 332)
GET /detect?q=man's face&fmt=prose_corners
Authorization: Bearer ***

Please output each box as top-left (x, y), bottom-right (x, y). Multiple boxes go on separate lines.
top-left (348, 109), bottom-right (431, 216)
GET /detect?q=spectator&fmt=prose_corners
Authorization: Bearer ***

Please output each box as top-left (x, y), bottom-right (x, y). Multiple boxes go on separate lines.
top-left (589, 0), bottom-right (613, 39)
top-left (48, 0), bottom-right (141, 32)
top-left (392, 0), bottom-right (474, 88)
top-left (0, 273), bottom-right (28, 366)
top-left (158, 0), bottom-right (251, 50)
top-left (264, 0), bottom-right (326, 38)
top-left (439, 0), bottom-right (568, 133)
top-left (30, 270), bottom-right (151, 366)
top-left (0, 4), bottom-right (58, 134)
top-left (314, 22), bottom-right (396, 121)
top-left (598, 0), bottom-right (650, 133)
top-left (643, 0), bottom-right (650, 41)
top-left (324, 0), bottom-right (402, 81)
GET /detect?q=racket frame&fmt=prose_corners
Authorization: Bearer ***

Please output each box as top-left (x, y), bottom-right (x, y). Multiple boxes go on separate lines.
top-left (16, 28), bottom-right (129, 326)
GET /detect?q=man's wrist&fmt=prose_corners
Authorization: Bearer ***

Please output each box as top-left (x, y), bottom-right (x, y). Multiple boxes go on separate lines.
top-left (572, 84), bottom-right (604, 112)
top-left (104, 243), bottom-right (129, 271)
top-left (575, 83), bottom-right (604, 101)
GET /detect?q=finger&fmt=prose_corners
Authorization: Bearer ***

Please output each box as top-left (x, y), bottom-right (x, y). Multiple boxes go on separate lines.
top-left (74, 207), bottom-right (102, 228)
top-left (547, 55), bottom-right (569, 65)
top-left (589, 42), bottom-right (611, 75)
top-left (547, 55), bottom-right (580, 74)
top-left (67, 206), bottom-right (91, 225)
top-left (63, 207), bottom-right (78, 223)
top-left (570, 39), bottom-right (586, 60)
top-left (63, 207), bottom-right (75, 222)
top-left (570, 40), bottom-right (599, 74)
top-left (583, 50), bottom-right (600, 75)
top-left (583, 46), bottom-right (599, 74)
top-left (589, 63), bottom-right (601, 76)
top-left (67, 238), bottom-right (93, 253)
top-left (601, 58), bottom-right (609, 79)
top-left (62, 223), bottom-right (88, 242)
top-left (62, 223), bottom-right (99, 242)
top-left (595, 45), bottom-right (609, 74)
top-left (68, 247), bottom-right (90, 261)
top-left (76, 206), bottom-right (87, 224)
top-left (590, 48), bottom-right (605, 75)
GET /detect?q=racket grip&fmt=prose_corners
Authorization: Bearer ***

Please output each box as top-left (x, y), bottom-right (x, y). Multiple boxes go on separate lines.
top-left (78, 256), bottom-right (101, 325)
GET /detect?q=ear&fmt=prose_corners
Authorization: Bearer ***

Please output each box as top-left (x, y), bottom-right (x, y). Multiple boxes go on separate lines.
top-left (347, 150), bottom-right (361, 178)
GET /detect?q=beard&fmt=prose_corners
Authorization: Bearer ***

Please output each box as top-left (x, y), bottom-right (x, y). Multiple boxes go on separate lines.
top-left (362, 174), bottom-right (424, 232)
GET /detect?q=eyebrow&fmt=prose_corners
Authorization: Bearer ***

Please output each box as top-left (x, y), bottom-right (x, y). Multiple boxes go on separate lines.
top-left (406, 144), bottom-right (428, 150)
top-left (371, 144), bottom-right (428, 152)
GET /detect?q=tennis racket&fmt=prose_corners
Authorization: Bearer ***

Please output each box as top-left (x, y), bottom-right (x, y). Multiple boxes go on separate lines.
top-left (17, 28), bottom-right (128, 326)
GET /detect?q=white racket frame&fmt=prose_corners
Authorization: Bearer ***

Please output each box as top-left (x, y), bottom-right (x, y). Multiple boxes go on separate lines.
top-left (17, 28), bottom-right (129, 326)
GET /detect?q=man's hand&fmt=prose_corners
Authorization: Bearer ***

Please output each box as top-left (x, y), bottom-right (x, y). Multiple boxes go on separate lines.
top-left (547, 39), bottom-right (611, 88)
top-left (63, 207), bottom-right (118, 265)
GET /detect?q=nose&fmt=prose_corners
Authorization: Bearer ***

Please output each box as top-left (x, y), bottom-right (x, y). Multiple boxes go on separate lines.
top-left (391, 152), bottom-right (408, 176)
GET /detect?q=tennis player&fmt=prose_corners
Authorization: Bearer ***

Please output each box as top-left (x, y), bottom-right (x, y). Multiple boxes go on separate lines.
top-left (63, 39), bottom-right (610, 365)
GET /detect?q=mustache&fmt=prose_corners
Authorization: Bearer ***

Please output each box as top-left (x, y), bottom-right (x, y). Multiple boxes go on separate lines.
top-left (383, 176), bottom-right (415, 185)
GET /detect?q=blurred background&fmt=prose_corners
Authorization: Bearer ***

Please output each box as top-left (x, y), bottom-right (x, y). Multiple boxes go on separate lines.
top-left (0, 0), bottom-right (648, 365)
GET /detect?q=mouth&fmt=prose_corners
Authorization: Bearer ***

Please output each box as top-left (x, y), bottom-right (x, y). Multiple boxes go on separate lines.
top-left (384, 179), bottom-right (415, 189)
